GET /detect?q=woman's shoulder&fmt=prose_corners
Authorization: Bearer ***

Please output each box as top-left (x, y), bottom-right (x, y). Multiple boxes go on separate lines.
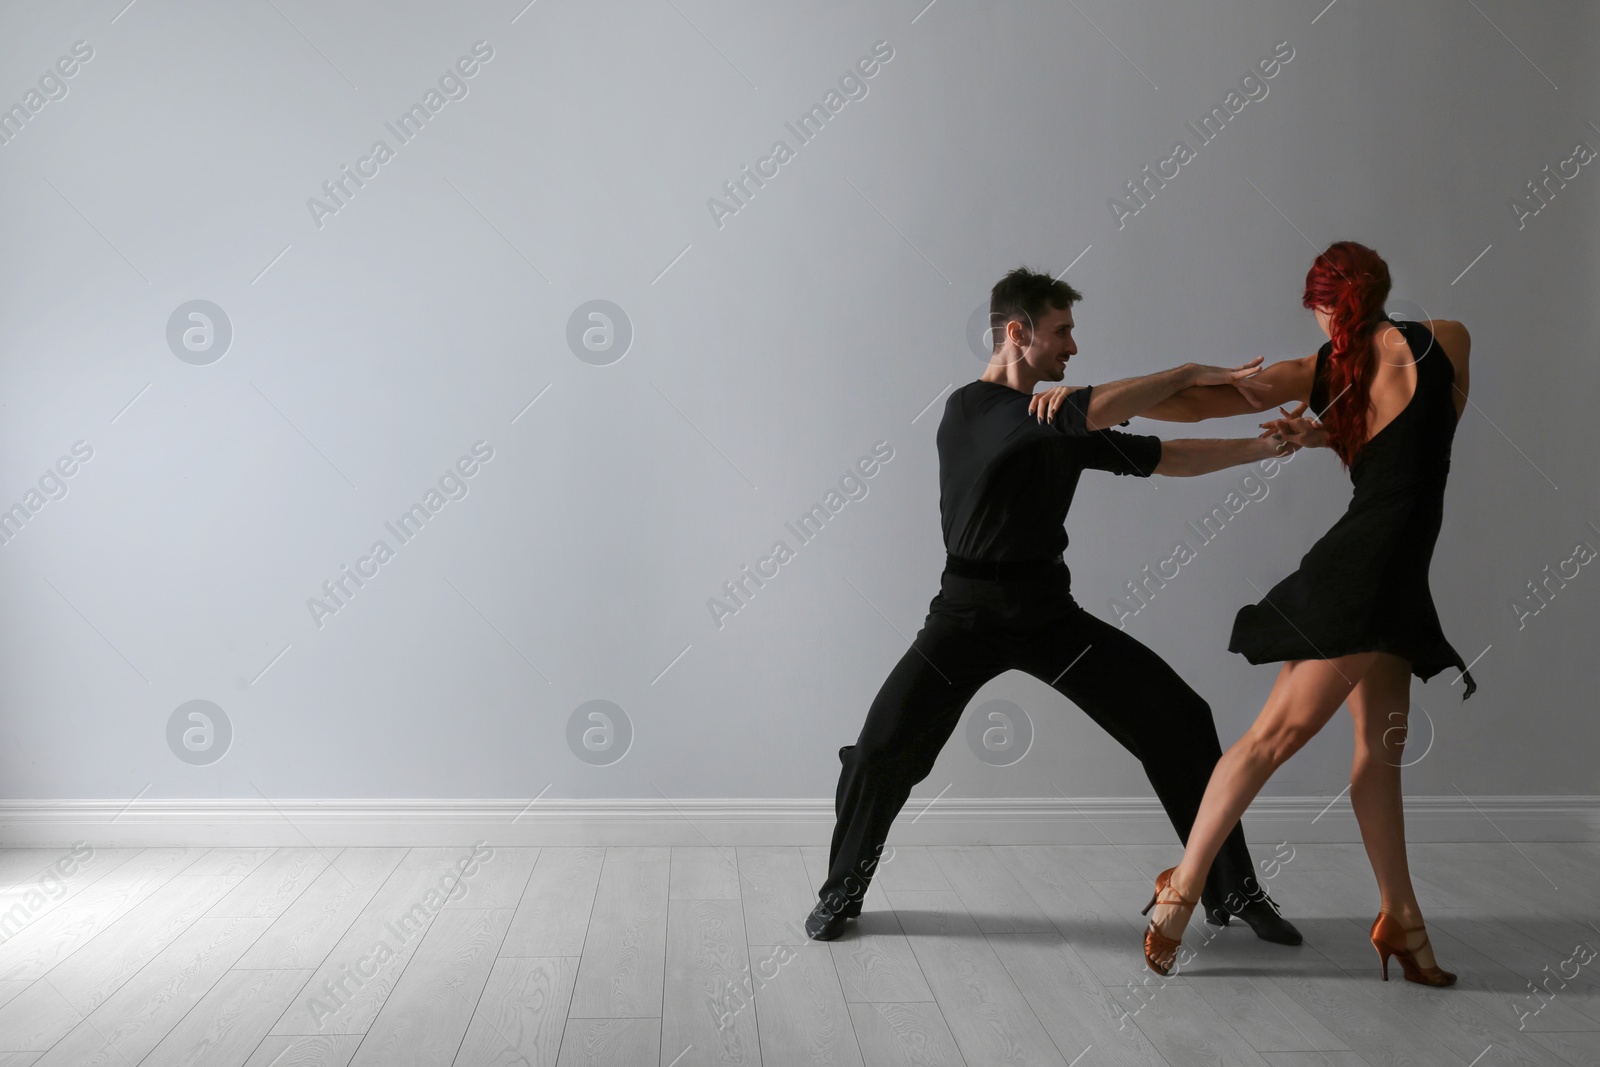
top-left (1420, 319), bottom-right (1470, 361)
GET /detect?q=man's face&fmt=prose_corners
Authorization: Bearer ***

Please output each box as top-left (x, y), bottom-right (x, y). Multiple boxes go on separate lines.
top-left (1005, 304), bottom-right (1078, 381)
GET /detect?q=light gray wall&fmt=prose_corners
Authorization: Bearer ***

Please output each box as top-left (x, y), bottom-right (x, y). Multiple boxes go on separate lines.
top-left (1, 0), bottom-right (1595, 803)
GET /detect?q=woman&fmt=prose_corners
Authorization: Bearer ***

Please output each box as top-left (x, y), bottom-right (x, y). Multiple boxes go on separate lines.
top-left (1032, 240), bottom-right (1476, 985)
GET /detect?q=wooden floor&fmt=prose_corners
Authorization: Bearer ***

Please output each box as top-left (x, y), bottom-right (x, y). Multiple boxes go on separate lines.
top-left (0, 839), bottom-right (1595, 1066)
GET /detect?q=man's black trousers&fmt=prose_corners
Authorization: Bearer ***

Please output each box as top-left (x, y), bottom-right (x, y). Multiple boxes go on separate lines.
top-left (817, 563), bottom-right (1265, 919)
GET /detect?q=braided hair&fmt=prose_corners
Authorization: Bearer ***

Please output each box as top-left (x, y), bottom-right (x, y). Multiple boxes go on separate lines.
top-left (1301, 241), bottom-right (1392, 468)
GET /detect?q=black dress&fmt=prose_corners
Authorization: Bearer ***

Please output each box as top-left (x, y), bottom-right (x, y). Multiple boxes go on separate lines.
top-left (1228, 316), bottom-right (1478, 699)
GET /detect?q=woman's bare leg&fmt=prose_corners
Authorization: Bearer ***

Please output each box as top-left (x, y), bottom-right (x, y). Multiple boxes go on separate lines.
top-left (1148, 653), bottom-right (1375, 943)
top-left (1347, 652), bottom-right (1441, 968)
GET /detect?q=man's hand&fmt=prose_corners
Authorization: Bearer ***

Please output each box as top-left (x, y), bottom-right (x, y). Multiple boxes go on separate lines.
top-left (1189, 357), bottom-right (1276, 410)
top-left (1257, 401), bottom-right (1327, 449)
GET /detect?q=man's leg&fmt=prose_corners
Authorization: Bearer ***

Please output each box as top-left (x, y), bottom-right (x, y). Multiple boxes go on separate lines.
top-left (1014, 603), bottom-right (1264, 917)
top-left (816, 609), bottom-right (1008, 919)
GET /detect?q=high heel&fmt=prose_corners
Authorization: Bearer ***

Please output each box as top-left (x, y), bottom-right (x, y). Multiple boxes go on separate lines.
top-left (1369, 911), bottom-right (1456, 986)
top-left (1141, 866), bottom-right (1197, 976)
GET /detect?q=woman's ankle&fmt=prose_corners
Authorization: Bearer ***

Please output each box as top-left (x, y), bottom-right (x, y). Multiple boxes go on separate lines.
top-left (1379, 900), bottom-right (1424, 926)
top-left (1170, 866), bottom-right (1204, 903)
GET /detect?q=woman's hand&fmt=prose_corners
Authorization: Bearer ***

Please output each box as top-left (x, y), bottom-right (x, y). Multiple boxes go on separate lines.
top-left (1191, 357), bottom-right (1275, 409)
top-left (1257, 430), bottom-right (1300, 458)
top-left (1257, 401), bottom-right (1327, 449)
top-left (1028, 386), bottom-right (1077, 424)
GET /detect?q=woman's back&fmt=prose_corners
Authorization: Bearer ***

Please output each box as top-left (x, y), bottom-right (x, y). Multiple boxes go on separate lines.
top-left (1363, 318), bottom-right (1470, 432)
top-left (1310, 317), bottom-right (1466, 493)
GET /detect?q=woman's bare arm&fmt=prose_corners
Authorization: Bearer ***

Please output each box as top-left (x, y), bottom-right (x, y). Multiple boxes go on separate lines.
top-left (1141, 354), bottom-right (1317, 422)
top-left (1027, 359), bottom-right (1274, 429)
top-left (1425, 320), bottom-right (1471, 420)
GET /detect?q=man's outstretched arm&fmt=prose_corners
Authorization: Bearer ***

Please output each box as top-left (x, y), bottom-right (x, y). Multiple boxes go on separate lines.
top-left (1030, 359), bottom-right (1273, 431)
top-left (1152, 434), bottom-right (1296, 476)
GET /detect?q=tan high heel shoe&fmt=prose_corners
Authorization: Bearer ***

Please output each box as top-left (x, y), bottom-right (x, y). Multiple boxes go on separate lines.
top-left (1141, 865), bottom-right (1197, 976)
top-left (1369, 911), bottom-right (1456, 986)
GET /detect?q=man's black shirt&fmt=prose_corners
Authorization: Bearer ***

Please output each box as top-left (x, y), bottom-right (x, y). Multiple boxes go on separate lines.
top-left (937, 380), bottom-right (1164, 562)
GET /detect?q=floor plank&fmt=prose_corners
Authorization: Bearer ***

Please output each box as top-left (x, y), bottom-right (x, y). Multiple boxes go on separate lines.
top-left (242, 1034), bottom-right (363, 1066)
top-left (268, 866), bottom-right (470, 1036)
top-left (207, 848), bottom-right (335, 919)
top-left (986, 929), bottom-right (1171, 1066)
top-left (234, 848), bottom-right (405, 970)
top-left (0, 849), bottom-right (209, 982)
top-left (671, 847), bottom-right (741, 901)
top-left (1108, 980), bottom-right (1275, 1066)
top-left (1187, 976), bottom-right (1348, 1053)
top-left (567, 848), bottom-right (668, 1019)
top-left (886, 888), bottom-right (1075, 1066)
top-left (551, 1018), bottom-right (659, 1066)
top-left (661, 898), bottom-right (759, 1066)
top-left (748, 938), bottom-right (866, 1067)
top-left (345, 908), bottom-right (513, 1067)
top-left (735, 847), bottom-right (814, 947)
top-left (0, 872), bottom-right (256, 1051)
top-left (450, 955), bottom-right (577, 1066)
top-left (929, 845), bottom-right (1056, 935)
top-left (844, 1001), bottom-right (966, 1067)
top-left (139, 966), bottom-right (312, 1067)
top-left (0, 848), bottom-right (142, 947)
top-left (819, 905), bottom-right (933, 1005)
top-left (28, 916), bottom-right (273, 1065)
top-left (991, 844), bottom-right (1176, 986)
top-left (1529, 1029), bottom-right (1600, 1066)
top-left (500, 848), bottom-right (604, 958)
top-left (441, 847), bottom-right (539, 911)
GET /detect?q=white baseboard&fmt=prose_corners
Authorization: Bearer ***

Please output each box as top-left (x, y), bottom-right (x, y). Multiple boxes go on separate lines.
top-left (1, 796), bottom-right (1594, 848)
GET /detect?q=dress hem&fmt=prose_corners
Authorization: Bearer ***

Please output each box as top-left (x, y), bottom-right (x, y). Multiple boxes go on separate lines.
top-left (1228, 639), bottom-right (1478, 700)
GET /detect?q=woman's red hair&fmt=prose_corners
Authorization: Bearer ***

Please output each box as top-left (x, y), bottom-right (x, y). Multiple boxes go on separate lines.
top-left (1302, 241), bottom-right (1391, 468)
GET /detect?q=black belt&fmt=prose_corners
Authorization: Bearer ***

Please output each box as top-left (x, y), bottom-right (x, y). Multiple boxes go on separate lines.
top-left (944, 553), bottom-right (1066, 581)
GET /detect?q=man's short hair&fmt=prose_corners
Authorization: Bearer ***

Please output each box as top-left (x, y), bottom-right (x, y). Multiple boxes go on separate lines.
top-left (989, 266), bottom-right (1082, 351)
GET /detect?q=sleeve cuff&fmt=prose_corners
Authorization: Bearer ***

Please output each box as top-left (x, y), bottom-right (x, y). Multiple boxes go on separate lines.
top-left (1110, 434), bottom-right (1163, 477)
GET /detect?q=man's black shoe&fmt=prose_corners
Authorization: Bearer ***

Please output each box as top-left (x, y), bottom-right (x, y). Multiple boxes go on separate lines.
top-left (805, 900), bottom-right (853, 940)
top-left (1204, 891), bottom-right (1303, 945)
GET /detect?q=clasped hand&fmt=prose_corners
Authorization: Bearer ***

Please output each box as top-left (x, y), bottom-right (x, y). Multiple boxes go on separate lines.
top-left (1258, 401), bottom-right (1327, 450)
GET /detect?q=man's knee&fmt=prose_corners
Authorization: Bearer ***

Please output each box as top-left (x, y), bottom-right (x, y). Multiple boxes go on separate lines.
top-left (1129, 667), bottom-right (1213, 721)
top-left (1181, 690), bottom-right (1215, 722)
top-left (848, 741), bottom-right (940, 793)
top-left (1150, 687), bottom-right (1221, 746)
top-left (843, 739), bottom-right (907, 774)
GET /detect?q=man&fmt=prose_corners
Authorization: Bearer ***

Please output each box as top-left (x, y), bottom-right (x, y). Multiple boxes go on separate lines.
top-left (805, 266), bottom-right (1303, 947)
